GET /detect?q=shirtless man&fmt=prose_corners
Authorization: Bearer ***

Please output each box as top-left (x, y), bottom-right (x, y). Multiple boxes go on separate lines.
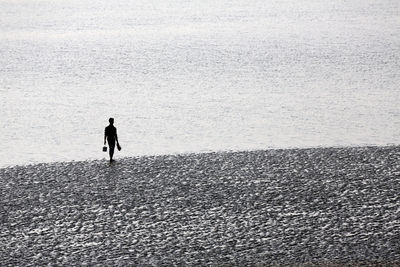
top-left (104, 118), bottom-right (120, 162)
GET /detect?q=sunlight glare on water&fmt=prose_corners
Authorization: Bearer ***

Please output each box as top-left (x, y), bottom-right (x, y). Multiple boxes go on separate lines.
top-left (0, 0), bottom-right (399, 167)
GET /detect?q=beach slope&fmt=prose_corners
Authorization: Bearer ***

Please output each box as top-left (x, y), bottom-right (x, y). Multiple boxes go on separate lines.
top-left (1, 146), bottom-right (399, 265)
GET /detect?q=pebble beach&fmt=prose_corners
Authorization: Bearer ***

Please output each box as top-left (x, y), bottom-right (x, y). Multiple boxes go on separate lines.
top-left (1, 146), bottom-right (399, 266)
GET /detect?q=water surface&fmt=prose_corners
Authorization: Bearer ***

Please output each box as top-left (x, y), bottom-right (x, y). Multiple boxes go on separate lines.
top-left (1, 0), bottom-right (399, 167)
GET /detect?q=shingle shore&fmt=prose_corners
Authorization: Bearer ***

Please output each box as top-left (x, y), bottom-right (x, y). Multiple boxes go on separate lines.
top-left (1, 146), bottom-right (399, 266)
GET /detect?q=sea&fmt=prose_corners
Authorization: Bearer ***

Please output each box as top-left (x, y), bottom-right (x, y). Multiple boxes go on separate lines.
top-left (0, 0), bottom-right (399, 167)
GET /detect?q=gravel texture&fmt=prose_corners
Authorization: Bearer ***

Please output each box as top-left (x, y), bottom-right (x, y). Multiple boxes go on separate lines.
top-left (1, 146), bottom-right (400, 266)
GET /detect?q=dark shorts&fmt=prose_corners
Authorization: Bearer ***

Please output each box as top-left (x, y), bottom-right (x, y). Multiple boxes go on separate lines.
top-left (107, 138), bottom-right (115, 148)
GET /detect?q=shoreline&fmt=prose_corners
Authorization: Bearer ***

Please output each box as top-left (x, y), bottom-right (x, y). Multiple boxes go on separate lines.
top-left (1, 145), bottom-right (399, 265)
top-left (1, 144), bottom-right (398, 170)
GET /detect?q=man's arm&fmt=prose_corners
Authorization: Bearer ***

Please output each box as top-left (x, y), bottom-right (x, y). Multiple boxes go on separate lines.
top-left (115, 128), bottom-right (119, 144)
top-left (104, 128), bottom-right (107, 145)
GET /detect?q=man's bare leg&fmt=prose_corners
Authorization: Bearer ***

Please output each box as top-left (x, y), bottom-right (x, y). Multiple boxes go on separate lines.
top-left (109, 146), bottom-right (115, 162)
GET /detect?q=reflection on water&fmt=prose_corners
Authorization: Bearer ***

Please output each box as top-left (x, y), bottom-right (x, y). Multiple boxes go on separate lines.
top-left (0, 0), bottom-right (399, 167)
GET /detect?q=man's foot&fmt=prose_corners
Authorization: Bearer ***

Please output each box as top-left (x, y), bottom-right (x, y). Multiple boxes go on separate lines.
top-left (110, 159), bottom-right (115, 163)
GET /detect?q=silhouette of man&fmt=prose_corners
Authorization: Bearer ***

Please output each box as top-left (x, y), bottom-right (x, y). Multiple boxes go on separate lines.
top-left (104, 118), bottom-right (119, 162)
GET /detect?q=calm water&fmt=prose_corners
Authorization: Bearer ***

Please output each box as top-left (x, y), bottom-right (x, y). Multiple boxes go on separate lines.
top-left (0, 0), bottom-right (399, 167)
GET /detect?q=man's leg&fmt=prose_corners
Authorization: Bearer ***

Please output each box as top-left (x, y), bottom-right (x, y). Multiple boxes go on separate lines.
top-left (109, 145), bottom-right (115, 162)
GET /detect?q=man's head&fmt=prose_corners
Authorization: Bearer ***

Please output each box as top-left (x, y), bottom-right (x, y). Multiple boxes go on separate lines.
top-left (109, 118), bottom-right (114, 125)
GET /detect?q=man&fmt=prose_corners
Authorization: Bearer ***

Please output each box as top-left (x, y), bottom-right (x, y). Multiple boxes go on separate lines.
top-left (104, 117), bottom-right (120, 162)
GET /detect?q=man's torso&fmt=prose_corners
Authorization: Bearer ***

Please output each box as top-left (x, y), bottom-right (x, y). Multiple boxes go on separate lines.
top-left (105, 125), bottom-right (116, 143)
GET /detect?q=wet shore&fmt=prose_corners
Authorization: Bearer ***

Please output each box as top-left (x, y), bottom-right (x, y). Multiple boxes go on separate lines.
top-left (1, 146), bottom-right (399, 265)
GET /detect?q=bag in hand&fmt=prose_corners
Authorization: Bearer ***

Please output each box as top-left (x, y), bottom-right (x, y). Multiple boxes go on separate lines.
top-left (102, 146), bottom-right (107, 152)
top-left (117, 143), bottom-right (121, 151)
